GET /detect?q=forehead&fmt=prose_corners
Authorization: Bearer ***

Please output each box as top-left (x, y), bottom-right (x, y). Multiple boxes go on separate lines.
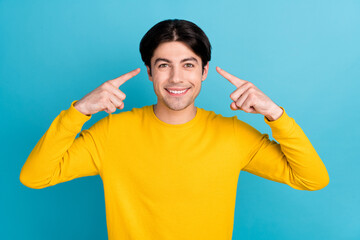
top-left (151, 41), bottom-right (200, 63)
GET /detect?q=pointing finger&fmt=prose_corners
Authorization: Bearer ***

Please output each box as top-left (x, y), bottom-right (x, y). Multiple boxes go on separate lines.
top-left (109, 68), bottom-right (141, 88)
top-left (216, 66), bottom-right (247, 88)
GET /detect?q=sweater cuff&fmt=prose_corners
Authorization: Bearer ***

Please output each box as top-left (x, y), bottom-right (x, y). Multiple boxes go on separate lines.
top-left (264, 107), bottom-right (294, 133)
top-left (59, 100), bottom-right (92, 133)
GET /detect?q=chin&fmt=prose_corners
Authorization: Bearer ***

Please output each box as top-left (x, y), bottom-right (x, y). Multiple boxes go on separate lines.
top-left (164, 100), bottom-right (192, 111)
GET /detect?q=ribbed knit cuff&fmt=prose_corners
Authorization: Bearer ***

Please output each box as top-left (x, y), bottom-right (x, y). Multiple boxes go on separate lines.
top-left (264, 107), bottom-right (295, 135)
top-left (59, 100), bottom-right (92, 133)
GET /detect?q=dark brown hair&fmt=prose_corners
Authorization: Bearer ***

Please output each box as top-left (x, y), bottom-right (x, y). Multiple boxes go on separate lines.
top-left (139, 19), bottom-right (212, 75)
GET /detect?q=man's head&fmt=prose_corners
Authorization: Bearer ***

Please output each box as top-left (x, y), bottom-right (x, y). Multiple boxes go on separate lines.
top-left (139, 19), bottom-right (212, 111)
top-left (140, 19), bottom-right (212, 76)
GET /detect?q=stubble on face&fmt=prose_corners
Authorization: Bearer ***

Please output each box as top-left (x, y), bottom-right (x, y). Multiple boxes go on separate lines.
top-left (160, 85), bottom-right (201, 112)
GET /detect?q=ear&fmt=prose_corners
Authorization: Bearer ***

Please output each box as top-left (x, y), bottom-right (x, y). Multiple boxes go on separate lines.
top-left (146, 66), bottom-right (153, 82)
top-left (201, 62), bottom-right (209, 82)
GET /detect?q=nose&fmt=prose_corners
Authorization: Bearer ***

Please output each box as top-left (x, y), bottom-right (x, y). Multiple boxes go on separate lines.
top-left (169, 66), bottom-right (182, 83)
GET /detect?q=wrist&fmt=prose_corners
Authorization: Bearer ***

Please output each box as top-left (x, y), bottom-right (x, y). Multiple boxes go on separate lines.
top-left (73, 101), bottom-right (91, 116)
top-left (265, 106), bottom-right (283, 121)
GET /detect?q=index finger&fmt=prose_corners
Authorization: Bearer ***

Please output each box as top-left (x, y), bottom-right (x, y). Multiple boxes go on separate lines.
top-left (109, 68), bottom-right (141, 88)
top-left (216, 66), bottom-right (247, 88)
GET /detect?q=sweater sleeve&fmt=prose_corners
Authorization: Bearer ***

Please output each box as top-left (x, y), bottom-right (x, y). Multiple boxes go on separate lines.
top-left (238, 107), bottom-right (329, 191)
top-left (19, 100), bottom-right (110, 189)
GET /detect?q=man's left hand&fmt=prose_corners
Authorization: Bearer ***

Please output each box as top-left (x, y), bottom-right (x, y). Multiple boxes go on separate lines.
top-left (216, 66), bottom-right (283, 121)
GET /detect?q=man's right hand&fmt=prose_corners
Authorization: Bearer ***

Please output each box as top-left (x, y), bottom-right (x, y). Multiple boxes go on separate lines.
top-left (74, 68), bottom-right (141, 116)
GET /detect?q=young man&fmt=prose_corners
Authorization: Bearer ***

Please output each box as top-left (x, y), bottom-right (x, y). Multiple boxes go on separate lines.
top-left (20, 19), bottom-right (329, 240)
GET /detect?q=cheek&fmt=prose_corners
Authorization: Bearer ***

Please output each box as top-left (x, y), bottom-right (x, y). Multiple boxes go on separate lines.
top-left (188, 72), bottom-right (203, 86)
top-left (154, 72), bottom-right (167, 80)
top-left (152, 76), bottom-right (166, 92)
top-left (153, 71), bottom-right (170, 84)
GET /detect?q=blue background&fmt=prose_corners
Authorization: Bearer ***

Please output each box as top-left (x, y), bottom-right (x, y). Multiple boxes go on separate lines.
top-left (1, 0), bottom-right (359, 239)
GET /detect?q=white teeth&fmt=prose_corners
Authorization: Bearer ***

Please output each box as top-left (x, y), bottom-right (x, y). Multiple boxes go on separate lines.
top-left (168, 89), bottom-right (187, 94)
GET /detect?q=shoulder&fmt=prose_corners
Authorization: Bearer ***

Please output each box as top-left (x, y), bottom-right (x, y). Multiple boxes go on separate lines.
top-left (199, 107), bottom-right (235, 129)
top-left (112, 105), bottom-right (149, 122)
top-left (110, 105), bottom-right (153, 128)
top-left (200, 107), bottom-right (262, 136)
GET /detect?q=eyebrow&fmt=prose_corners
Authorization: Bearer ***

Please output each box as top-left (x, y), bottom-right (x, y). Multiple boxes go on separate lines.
top-left (154, 57), bottom-right (198, 65)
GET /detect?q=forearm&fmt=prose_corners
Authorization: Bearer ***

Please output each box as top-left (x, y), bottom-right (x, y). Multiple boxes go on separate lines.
top-left (19, 101), bottom-right (91, 189)
top-left (265, 108), bottom-right (329, 190)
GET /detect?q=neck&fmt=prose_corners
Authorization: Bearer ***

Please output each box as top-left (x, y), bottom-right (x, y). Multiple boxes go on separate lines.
top-left (153, 102), bottom-right (197, 125)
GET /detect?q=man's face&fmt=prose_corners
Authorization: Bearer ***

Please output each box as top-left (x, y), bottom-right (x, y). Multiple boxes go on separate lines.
top-left (147, 41), bottom-right (209, 111)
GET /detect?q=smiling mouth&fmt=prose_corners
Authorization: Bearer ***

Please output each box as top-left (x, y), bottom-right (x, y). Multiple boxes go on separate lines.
top-left (165, 88), bottom-right (190, 96)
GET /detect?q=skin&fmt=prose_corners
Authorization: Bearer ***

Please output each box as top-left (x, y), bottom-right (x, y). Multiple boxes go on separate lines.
top-left (73, 68), bottom-right (141, 116)
top-left (146, 41), bottom-right (209, 124)
top-left (216, 66), bottom-right (284, 121)
top-left (74, 40), bottom-right (283, 122)
top-left (146, 41), bottom-right (283, 123)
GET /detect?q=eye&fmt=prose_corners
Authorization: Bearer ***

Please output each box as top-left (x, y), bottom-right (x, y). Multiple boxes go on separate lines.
top-left (158, 63), bottom-right (168, 68)
top-left (184, 63), bottom-right (194, 68)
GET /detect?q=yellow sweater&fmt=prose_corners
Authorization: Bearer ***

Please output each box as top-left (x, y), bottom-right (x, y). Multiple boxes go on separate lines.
top-left (20, 100), bottom-right (329, 240)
